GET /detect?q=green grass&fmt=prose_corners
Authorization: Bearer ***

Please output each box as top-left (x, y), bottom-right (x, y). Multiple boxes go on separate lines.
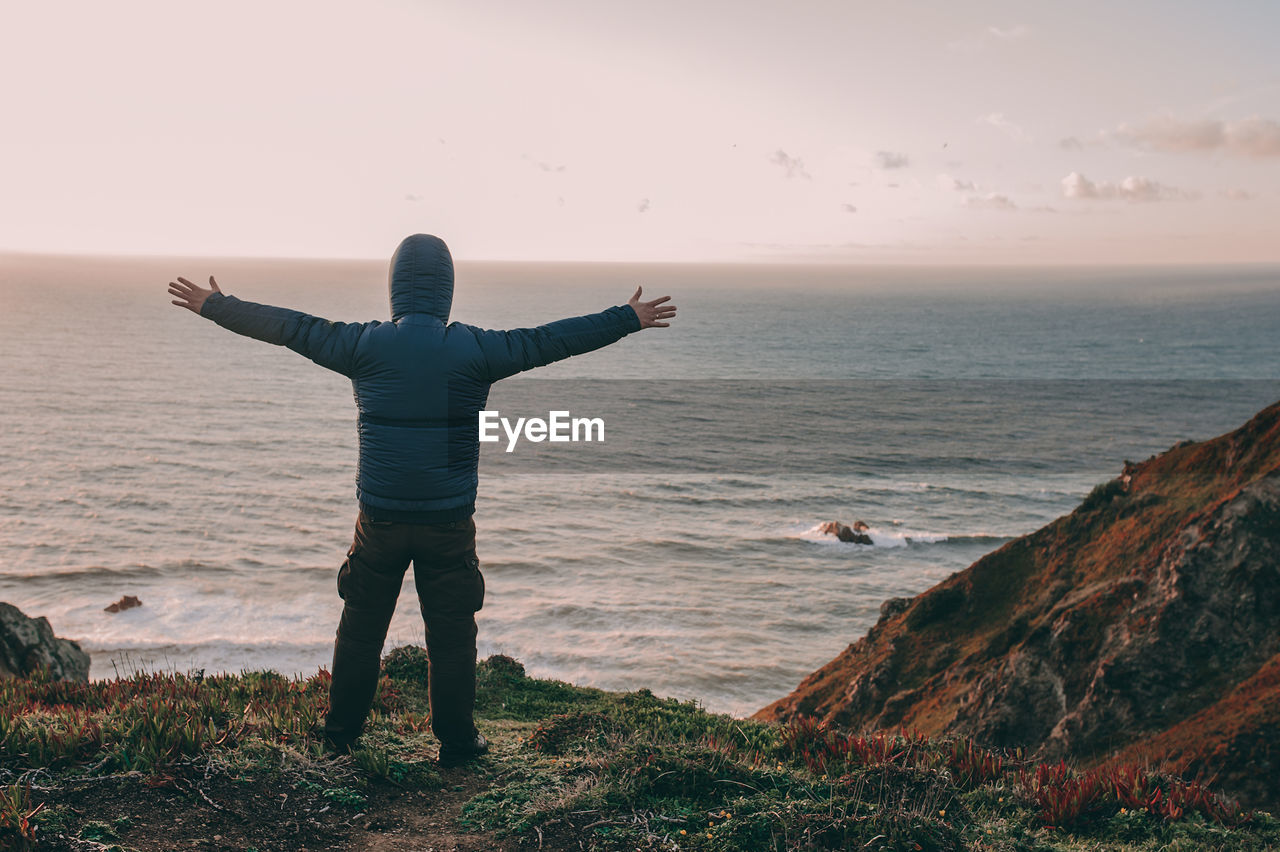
top-left (2, 649), bottom-right (1277, 851)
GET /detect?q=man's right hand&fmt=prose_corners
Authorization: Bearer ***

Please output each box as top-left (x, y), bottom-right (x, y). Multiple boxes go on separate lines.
top-left (628, 286), bottom-right (677, 329)
top-left (169, 276), bottom-right (222, 315)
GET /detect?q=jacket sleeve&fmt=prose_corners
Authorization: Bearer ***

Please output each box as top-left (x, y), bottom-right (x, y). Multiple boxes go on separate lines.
top-left (199, 292), bottom-right (366, 377)
top-left (471, 304), bottom-right (643, 382)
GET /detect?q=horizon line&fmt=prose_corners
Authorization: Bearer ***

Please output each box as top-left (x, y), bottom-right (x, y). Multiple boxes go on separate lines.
top-left (4, 248), bottom-right (1280, 271)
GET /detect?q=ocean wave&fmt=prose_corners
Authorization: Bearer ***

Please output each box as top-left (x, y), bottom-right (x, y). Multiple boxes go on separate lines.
top-left (941, 533), bottom-right (1012, 545)
top-left (792, 522), bottom-right (1000, 549)
top-left (0, 563), bottom-right (165, 583)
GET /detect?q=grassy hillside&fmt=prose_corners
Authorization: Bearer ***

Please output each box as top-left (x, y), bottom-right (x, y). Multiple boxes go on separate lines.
top-left (757, 401), bottom-right (1280, 812)
top-left (1, 650), bottom-right (1276, 851)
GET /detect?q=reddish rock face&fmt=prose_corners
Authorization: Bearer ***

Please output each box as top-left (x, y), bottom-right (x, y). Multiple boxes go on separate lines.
top-left (756, 401), bottom-right (1280, 810)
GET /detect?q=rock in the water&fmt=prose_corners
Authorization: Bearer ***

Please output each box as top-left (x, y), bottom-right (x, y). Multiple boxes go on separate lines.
top-left (818, 520), bottom-right (873, 545)
top-left (0, 602), bottom-right (90, 682)
top-left (104, 595), bottom-right (142, 613)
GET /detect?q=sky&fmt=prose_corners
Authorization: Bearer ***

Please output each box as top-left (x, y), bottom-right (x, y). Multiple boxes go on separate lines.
top-left (2, 0), bottom-right (1279, 264)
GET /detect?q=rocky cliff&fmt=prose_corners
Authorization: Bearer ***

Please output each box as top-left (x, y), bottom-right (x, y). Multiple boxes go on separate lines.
top-left (757, 401), bottom-right (1280, 808)
top-left (0, 601), bottom-right (91, 682)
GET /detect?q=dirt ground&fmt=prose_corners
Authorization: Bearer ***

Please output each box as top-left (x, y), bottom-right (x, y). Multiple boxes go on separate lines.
top-left (32, 760), bottom-right (524, 852)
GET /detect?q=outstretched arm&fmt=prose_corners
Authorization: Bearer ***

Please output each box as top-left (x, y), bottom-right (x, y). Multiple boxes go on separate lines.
top-left (168, 276), bottom-right (367, 377)
top-left (472, 286), bottom-right (677, 382)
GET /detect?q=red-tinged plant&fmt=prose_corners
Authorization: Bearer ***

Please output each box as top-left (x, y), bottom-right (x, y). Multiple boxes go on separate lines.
top-left (395, 710), bottom-right (432, 735)
top-left (1101, 764), bottom-right (1256, 827)
top-left (850, 732), bottom-right (907, 767)
top-left (704, 730), bottom-right (770, 769)
top-left (373, 677), bottom-right (403, 713)
top-left (1107, 763), bottom-right (1159, 810)
top-left (780, 717), bottom-right (838, 771)
top-left (943, 736), bottom-right (1005, 789)
top-left (1021, 760), bottom-right (1104, 827)
top-left (1156, 777), bottom-right (1218, 822)
top-left (0, 781), bottom-right (41, 852)
top-left (1207, 792), bottom-right (1255, 828)
top-left (777, 719), bottom-right (937, 776)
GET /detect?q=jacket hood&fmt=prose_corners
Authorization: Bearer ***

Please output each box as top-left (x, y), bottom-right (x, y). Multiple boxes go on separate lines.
top-left (389, 234), bottom-right (454, 322)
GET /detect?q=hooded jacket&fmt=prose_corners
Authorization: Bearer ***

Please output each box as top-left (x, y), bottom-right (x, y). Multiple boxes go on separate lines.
top-left (200, 234), bottom-right (641, 521)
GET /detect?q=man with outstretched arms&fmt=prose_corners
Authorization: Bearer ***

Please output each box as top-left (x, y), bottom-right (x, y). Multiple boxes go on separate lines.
top-left (169, 234), bottom-right (676, 766)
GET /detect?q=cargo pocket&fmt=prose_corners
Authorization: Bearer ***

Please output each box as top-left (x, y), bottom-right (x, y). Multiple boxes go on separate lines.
top-left (468, 554), bottom-right (485, 613)
top-left (336, 543), bottom-right (357, 601)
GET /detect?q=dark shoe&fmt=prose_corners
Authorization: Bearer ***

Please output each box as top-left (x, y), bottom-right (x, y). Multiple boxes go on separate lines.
top-left (438, 732), bottom-right (489, 768)
top-left (310, 723), bottom-right (355, 755)
top-left (323, 736), bottom-right (354, 756)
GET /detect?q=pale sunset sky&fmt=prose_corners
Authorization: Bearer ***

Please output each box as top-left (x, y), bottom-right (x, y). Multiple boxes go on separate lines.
top-left (2, 0), bottom-right (1279, 263)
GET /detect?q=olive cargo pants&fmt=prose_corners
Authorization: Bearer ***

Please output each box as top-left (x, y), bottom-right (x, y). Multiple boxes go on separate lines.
top-left (323, 511), bottom-right (485, 749)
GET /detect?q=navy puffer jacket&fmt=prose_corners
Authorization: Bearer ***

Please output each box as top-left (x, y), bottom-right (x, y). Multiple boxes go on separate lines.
top-left (201, 234), bottom-right (641, 520)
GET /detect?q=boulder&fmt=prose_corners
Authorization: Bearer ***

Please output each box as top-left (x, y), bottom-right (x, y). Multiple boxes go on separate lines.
top-left (104, 595), bottom-right (142, 613)
top-left (0, 602), bottom-right (91, 682)
top-left (818, 520), bottom-right (873, 545)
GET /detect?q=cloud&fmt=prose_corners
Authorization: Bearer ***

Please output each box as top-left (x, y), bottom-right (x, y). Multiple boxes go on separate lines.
top-left (524, 154), bottom-right (567, 172)
top-left (876, 150), bottom-right (910, 169)
top-left (987, 24), bottom-right (1029, 39)
top-left (636, 198), bottom-right (651, 213)
top-left (842, 203), bottom-right (858, 213)
top-left (769, 149), bottom-right (811, 179)
top-left (403, 193), bottom-right (423, 203)
top-left (948, 23), bottom-right (1030, 52)
top-left (982, 113), bottom-right (1029, 141)
top-left (1061, 172), bottom-right (1197, 202)
top-left (1061, 172), bottom-right (1102, 199)
top-left (1059, 136), bottom-right (1083, 150)
top-left (1229, 119), bottom-right (1280, 156)
top-left (937, 174), bottom-right (976, 191)
top-left (1110, 116), bottom-right (1280, 158)
top-left (965, 193), bottom-right (1017, 210)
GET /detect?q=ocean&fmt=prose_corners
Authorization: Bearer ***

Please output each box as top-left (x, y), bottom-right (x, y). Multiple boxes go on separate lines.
top-left (2, 253), bottom-right (1279, 717)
